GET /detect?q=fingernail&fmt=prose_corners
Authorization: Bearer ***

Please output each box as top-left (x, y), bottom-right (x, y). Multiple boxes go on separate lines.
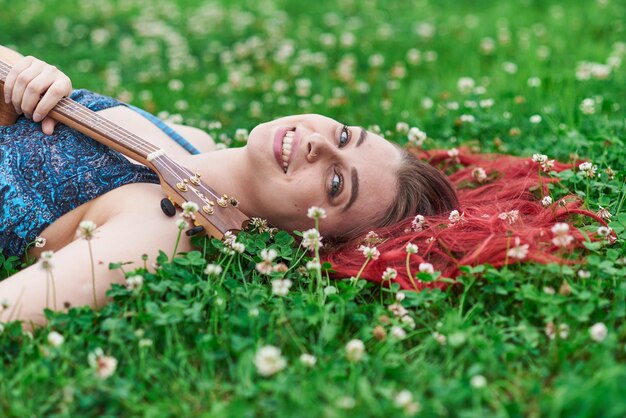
top-left (33, 113), bottom-right (42, 122)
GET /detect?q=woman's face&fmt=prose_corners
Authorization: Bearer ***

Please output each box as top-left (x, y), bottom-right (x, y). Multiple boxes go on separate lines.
top-left (244, 114), bottom-right (403, 237)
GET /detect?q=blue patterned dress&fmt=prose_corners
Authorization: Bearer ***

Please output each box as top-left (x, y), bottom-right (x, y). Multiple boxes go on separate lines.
top-left (0, 89), bottom-right (201, 258)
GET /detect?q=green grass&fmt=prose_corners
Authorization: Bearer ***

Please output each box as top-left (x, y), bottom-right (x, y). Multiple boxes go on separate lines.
top-left (1, 0), bottom-right (626, 416)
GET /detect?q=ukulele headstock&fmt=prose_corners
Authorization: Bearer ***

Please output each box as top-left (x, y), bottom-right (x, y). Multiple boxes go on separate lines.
top-left (150, 155), bottom-right (249, 239)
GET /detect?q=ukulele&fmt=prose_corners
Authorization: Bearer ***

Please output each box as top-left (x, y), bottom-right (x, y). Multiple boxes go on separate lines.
top-left (0, 58), bottom-right (249, 240)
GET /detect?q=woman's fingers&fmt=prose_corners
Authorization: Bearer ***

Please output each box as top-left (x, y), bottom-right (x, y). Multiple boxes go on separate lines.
top-left (41, 117), bottom-right (57, 135)
top-left (32, 76), bottom-right (72, 123)
top-left (3, 55), bottom-right (35, 104)
top-left (3, 56), bottom-right (72, 127)
top-left (20, 71), bottom-right (55, 119)
top-left (10, 60), bottom-right (45, 115)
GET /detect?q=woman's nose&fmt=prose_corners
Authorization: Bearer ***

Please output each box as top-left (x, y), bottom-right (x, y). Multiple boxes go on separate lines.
top-left (306, 133), bottom-right (335, 163)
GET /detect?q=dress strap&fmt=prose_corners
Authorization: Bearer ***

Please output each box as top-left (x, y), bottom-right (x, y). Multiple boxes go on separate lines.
top-left (124, 104), bottom-right (202, 155)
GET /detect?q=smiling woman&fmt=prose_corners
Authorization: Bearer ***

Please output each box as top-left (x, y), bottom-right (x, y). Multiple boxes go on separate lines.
top-left (0, 48), bottom-right (459, 329)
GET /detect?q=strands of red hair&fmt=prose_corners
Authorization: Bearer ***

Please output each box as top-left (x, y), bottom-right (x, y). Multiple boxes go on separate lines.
top-left (323, 146), bottom-right (613, 291)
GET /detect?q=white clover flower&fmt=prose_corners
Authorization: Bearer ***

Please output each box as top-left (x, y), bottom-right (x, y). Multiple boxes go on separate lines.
top-left (395, 291), bottom-right (406, 302)
top-left (271, 279), bottom-right (293, 296)
top-left (551, 222), bottom-right (574, 247)
top-left (222, 231), bottom-right (237, 246)
top-left (337, 396), bottom-right (356, 409)
top-left (381, 267), bottom-right (398, 281)
top-left (447, 148), bottom-right (460, 158)
top-left (408, 127), bottom-right (427, 146)
top-left (394, 390), bottom-right (413, 408)
top-left (589, 322), bottom-right (608, 342)
top-left (421, 97), bottom-right (434, 109)
top-left (299, 353), bottom-right (317, 367)
top-left (181, 201), bottom-right (199, 214)
top-left (558, 323), bottom-right (570, 339)
top-left (34, 236), bottom-right (47, 248)
top-left (307, 206), bottom-right (327, 220)
top-left (390, 326), bottom-right (407, 340)
top-left (418, 262), bottom-right (434, 274)
top-left (358, 245), bottom-right (380, 260)
top-left (580, 98), bottom-right (596, 115)
top-left (39, 250), bottom-right (55, 271)
top-left (406, 243), bottom-right (419, 254)
top-left (578, 269), bottom-right (591, 279)
top-left (543, 286), bottom-right (556, 295)
top-left (301, 228), bottom-right (323, 251)
top-left (139, 338), bottom-right (153, 347)
top-left (88, 348), bottom-right (118, 379)
top-left (256, 260), bottom-right (274, 275)
top-left (306, 259), bottom-right (322, 272)
top-left (260, 248), bottom-right (278, 262)
top-left (448, 209), bottom-right (465, 225)
top-left (126, 275), bottom-right (143, 291)
top-left (530, 114), bottom-right (542, 124)
top-left (204, 264), bottom-right (223, 276)
top-left (432, 331), bottom-right (447, 345)
top-left (235, 128), bottom-right (249, 142)
top-left (47, 331), bottom-right (65, 347)
top-left (578, 161), bottom-right (598, 178)
top-left (596, 206), bottom-right (612, 220)
top-left (459, 114), bottom-right (475, 123)
top-left (470, 374), bottom-right (487, 389)
top-left (507, 237), bottom-right (529, 260)
top-left (479, 98), bottom-right (495, 108)
top-left (396, 122), bottom-right (409, 134)
top-left (176, 219), bottom-right (188, 230)
top-left (410, 214), bottom-right (426, 231)
top-left (532, 153), bottom-right (548, 164)
top-left (231, 242), bottom-right (246, 254)
top-left (542, 196), bottom-right (553, 206)
top-left (388, 302), bottom-right (409, 318)
top-left (457, 77), bottom-right (476, 94)
top-left (345, 339), bottom-right (365, 362)
top-left (498, 210), bottom-right (519, 224)
top-left (401, 315), bottom-right (416, 329)
top-left (254, 345), bottom-right (287, 376)
top-left (471, 167), bottom-right (487, 182)
top-left (597, 226), bottom-right (612, 237)
top-left (77, 220), bottom-right (97, 240)
top-left (527, 77), bottom-right (541, 87)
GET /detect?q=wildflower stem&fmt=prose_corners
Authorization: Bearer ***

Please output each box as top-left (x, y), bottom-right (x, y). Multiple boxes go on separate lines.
top-left (354, 257), bottom-right (371, 283)
top-left (88, 241), bottom-right (97, 309)
top-left (405, 254), bottom-right (418, 290)
top-left (314, 218), bottom-right (323, 294)
top-left (172, 228), bottom-right (183, 260)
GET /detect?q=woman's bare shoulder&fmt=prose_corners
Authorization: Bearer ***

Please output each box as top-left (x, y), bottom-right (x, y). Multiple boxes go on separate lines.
top-left (165, 122), bottom-right (215, 153)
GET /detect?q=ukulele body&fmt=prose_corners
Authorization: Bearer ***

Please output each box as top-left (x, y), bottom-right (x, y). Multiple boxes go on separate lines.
top-left (0, 84), bottom-right (18, 126)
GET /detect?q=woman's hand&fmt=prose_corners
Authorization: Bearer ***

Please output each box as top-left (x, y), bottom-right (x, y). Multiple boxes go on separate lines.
top-left (3, 56), bottom-right (72, 135)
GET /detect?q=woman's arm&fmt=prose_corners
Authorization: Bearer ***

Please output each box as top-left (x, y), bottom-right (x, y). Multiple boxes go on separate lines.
top-left (2, 50), bottom-right (72, 134)
top-left (0, 184), bottom-right (195, 331)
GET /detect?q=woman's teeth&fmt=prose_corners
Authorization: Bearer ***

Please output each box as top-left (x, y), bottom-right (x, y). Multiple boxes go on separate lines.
top-left (281, 130), bottom-right (295, 171)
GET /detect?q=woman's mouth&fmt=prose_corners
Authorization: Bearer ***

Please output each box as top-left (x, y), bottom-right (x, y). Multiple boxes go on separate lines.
top-left (273, 126), bottom-right (299, 173)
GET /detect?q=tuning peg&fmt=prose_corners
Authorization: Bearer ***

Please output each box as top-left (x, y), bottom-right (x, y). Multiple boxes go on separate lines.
top-left (160, 198), bottom-right (176, 217)
top-left (185, 225), bottom-right (206, 236)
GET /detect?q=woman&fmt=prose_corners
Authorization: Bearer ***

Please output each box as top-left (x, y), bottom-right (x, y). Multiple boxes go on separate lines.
top-left (0, 46), bottom-right (459, 329)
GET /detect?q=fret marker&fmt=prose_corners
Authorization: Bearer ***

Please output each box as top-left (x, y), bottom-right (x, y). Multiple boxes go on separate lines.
top-left (147, 149), bottom-right (166, 161)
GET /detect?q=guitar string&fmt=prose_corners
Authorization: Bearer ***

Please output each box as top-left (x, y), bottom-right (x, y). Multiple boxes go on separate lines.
top-left (0, 63), bottom-right (232, 209)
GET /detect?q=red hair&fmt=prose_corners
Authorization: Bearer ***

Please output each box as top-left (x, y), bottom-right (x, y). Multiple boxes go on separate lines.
top-left (323, 147), bottom-right (614, 291)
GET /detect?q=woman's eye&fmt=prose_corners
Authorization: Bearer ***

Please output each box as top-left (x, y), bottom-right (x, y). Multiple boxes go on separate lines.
top-left (329, 169), bottom-right (343, 197)
top-left (339, 125), bottom-right (351, 148)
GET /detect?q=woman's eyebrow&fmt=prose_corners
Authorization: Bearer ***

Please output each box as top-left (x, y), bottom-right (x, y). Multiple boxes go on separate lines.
top-left (342, 167), bottom-right (359, 212)
top-left (356, 127), bottom-right (367, 147)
